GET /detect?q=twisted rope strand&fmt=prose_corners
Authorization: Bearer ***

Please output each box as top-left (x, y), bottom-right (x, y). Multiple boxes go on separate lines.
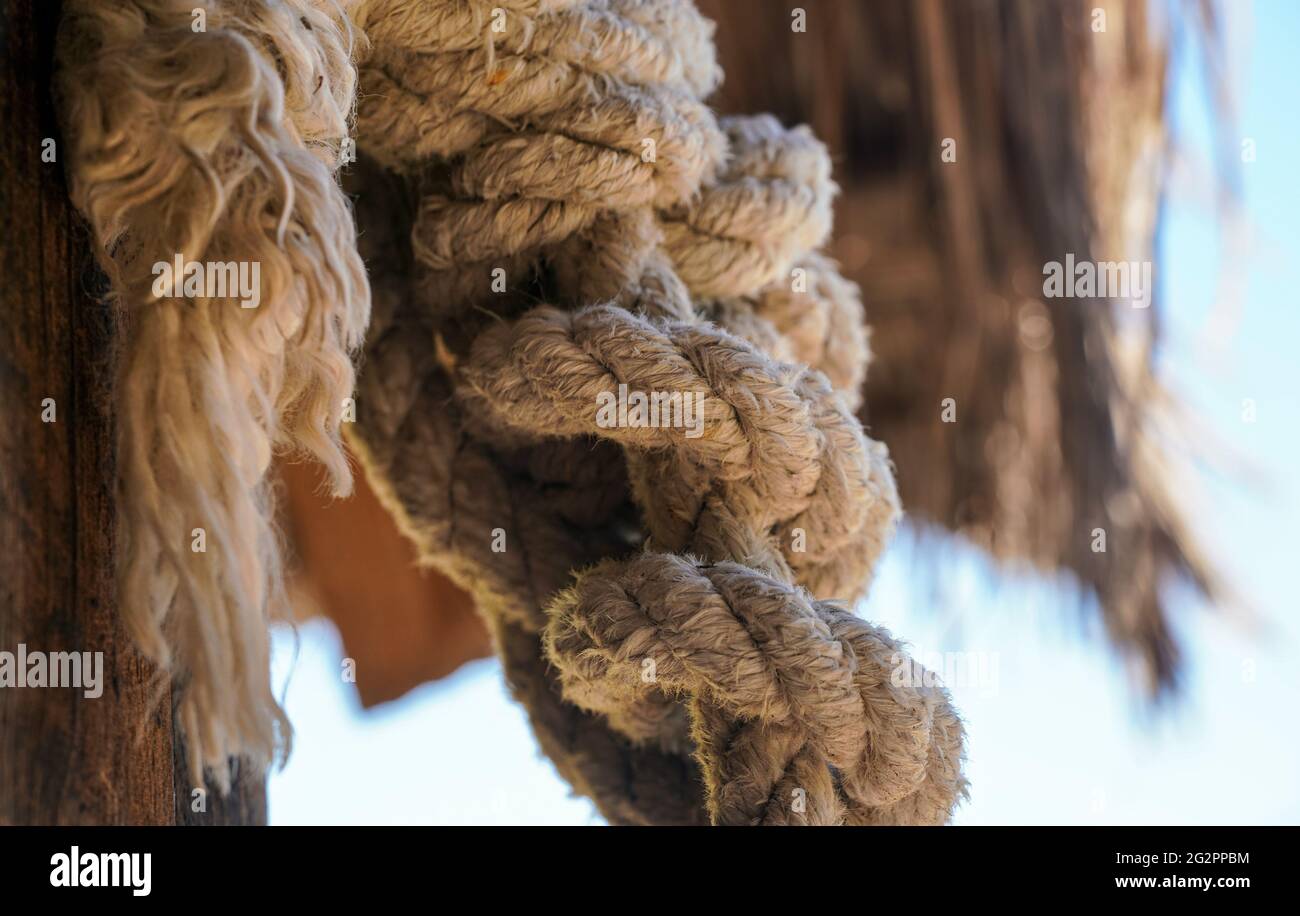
top-left (59, 0), bottom-right (968, 821)
top-left (345, 0), bottom-right (966, 824)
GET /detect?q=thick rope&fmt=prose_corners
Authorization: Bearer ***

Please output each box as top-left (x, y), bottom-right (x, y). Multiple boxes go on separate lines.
top-left (349, 0), bottom-right (966, 824)
top-left (547, 554), bottom-right (965, 824)
top-left (57, 0), bottom-right (966, 821)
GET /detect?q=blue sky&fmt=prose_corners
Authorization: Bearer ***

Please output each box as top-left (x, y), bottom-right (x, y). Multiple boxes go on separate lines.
top-left (268, 1), bottom-right (1300, 825)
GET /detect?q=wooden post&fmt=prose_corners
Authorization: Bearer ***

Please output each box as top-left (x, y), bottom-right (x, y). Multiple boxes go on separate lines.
top-left (0, 0), bottom-right (266, 826)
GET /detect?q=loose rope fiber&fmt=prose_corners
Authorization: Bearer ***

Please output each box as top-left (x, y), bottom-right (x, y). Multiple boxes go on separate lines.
top-left (58, 0), bottom-right (966, 822)
top-left (56, 0), bottom-right (369, 787)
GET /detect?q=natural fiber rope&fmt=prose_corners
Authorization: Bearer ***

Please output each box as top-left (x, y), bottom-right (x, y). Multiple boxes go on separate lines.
top-left (347, 0), bottom-right (966, 824)
top-left (57, 0), bottom-right (966, 822)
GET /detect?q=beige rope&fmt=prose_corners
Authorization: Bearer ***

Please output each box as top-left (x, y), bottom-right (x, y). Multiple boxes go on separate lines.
top-left (349, 0), bottom-right (966, 824)
top-left (57, 0), bottom-right (967, 821)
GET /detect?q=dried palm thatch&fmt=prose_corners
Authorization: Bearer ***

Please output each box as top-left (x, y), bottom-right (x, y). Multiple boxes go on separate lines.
top-left (697, 0), bottom-right (1221, 695)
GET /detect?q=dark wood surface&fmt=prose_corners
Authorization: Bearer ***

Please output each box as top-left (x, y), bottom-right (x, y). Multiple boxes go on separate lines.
top-left (0, 0), bottom-right (266, 825)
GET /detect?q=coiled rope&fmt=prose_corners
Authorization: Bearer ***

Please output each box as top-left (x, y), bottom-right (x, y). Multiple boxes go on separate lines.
top-left (58, 0), bottom-right (966, 823)
top-left (349, 0), bottom-right (965, 824)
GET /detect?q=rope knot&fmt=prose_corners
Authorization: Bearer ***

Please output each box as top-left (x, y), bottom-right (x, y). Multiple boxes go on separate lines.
top-left (344, 0), bottom-right (969, 825)
top-left (545, 553), bottom-right (963, 824)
